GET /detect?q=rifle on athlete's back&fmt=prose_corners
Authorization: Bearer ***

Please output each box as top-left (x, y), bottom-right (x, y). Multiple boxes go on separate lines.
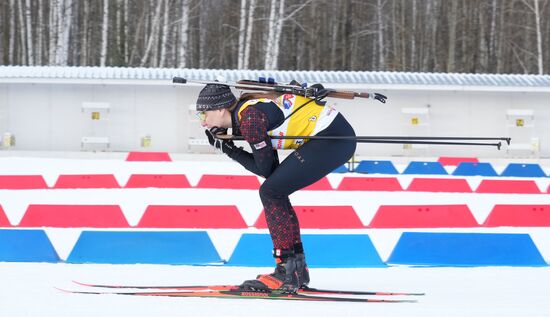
top-left (172, 77), bottom-right (388, 103)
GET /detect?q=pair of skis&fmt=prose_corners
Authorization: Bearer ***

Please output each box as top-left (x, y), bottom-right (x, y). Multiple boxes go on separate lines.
top-left (59, 281), bottom-right (424, 303)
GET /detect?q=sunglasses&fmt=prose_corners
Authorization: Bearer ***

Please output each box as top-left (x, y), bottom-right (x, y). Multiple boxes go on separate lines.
top-left (196, 111), bottom-right (206, 121)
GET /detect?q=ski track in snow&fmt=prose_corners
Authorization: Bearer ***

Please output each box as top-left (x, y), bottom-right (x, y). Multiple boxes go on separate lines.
top-left (1, 263), bottom-right (549, 317)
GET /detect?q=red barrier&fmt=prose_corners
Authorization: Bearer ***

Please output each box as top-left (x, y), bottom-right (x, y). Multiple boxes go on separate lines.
top-left (53, 174), bottom-right (121, 189)
top-left (0, 205), bottom-right (11, 227)
top-left (126, 152), bottom-right (172, 162)
top-left (437, 157), bottom-right (479, 166)
top-left (19, 205), bottom-right (129, 228)
top-left (336, 177), bottom-right (403, 191)
top-left (369, 205), bottom-right (478, 228)
top-left (406, 178), bottom-right (472, 192)
top-left (254, 206), bottom-right (364, 229)
top-left (196, 175), bottom-right (260, 190)
top-left (137, 205), bottom-right (247, 228)
top-left (302, 177), bottom-right (333, 190)
top-left (483, 205), bottom-right (550, 227)
top-left (0, 175), bottom-right (48, 189)
top-left (475, 180), bottom-right (541, 194)
top-left (124, 174), bottom-right (191, 188)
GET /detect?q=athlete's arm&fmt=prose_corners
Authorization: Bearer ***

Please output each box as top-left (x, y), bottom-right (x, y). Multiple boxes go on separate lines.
top-left (228, 106), bottom-right (278, 178)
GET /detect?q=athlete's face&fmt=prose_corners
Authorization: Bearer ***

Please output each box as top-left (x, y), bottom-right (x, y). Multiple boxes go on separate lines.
top-left (198, 109), bottom-right (228, 129)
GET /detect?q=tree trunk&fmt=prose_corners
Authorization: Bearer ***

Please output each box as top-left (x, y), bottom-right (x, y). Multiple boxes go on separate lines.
top-left (9, 0), bottom-right (16, 65)
top-left (533, 0), bottom-right (544, 74)
top-left (478, 3), bottom-right (489, 72)
top-left (100, 0), bottom-right (109, 66)
top-left (198, 0), bottom-right (210, 68)
top-left (24, 0), bottom-right (34, 65)
top-left (178, 0), bottom-right (190, 68)
top-left (376, 0), bottom-right (385, 69)
top-left (243, 0), bottom-right (256, 69)
top-left (123, 0), bottom-right (129, 64)
top-left (17, 0), bottom-right (27, 64)
top-left (411, 0), bottom-right (417, 70)
top-left (447, 0), bottom-right (458, 72)
top-left (489, 0), bottom-right (497, 60)
top-left (237, 0), bottom-right (247, 69)
top-left (80, 1), bottom-right (88, 65)
top-left (159, 0), bottom-right (170, 67)
top-left (54, 0), bottom-right (73, 65)
top-left (270, 0), bottom-right (285, 70)
top-left (140, 1), bottom-right (162, 67)
top-left (36, 0), bottom-right (43, 65)
top-left (264, 0), bottom-right (278, 69)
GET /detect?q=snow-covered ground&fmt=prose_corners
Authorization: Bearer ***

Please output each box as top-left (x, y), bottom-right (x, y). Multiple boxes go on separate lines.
top-left (1, 152), bottom-right (550, 316)
top-left (1, 263), bottom-right (549, 317)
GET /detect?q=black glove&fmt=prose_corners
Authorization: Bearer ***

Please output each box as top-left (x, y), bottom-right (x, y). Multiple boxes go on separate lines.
top-left (372, 93), bottom-right (387, 103)
top-left (205, 128), bottom-right (237, 156)
top-left (311, 83), bottom-right (329, 99)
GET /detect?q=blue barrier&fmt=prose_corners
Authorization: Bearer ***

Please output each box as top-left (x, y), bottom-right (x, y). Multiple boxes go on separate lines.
top-left (403, 161), bottom-right (448, 175)
top-left (500, 163), bottom-right (546, 177)
top-left (452, 162), bottom-right (498, 176)
top-left (0, 229), bottom-right (59, 262)
top-left (387, 232), bottom-right (547, 267)
top-left (332, 165), bottom-right (348, 173)
top-left (356, 160), bottom-right (399, 174)
top-left (226, 234), bottom-right (386, 268)
top-left (67, 231), bottom-right (221, 265)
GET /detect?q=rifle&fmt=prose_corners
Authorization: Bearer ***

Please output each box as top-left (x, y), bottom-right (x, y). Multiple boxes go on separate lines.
top-left (174, 76), bottom-right (509, 149)
top-left (172, 77), bottom-right (387, 103)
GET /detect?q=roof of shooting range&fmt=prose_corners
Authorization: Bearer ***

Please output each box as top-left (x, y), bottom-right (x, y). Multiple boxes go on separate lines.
top-left (1, 66), bottom-right (549, 91)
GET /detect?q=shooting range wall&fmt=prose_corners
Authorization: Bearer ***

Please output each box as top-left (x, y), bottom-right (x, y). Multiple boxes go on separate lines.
top-left (1, 66), bottom-right (549, 158)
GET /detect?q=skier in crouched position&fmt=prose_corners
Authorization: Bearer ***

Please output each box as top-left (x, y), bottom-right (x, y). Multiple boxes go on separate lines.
top-left (195, 82), bottom-right (356, 293)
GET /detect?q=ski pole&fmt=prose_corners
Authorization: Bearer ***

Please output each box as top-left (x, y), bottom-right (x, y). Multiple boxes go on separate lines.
top-left (214, 135), bottom-right (505, 149)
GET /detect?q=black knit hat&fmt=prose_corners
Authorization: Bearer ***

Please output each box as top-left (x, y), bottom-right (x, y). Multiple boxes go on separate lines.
top-left (196, 84), bottom-right (237, 111)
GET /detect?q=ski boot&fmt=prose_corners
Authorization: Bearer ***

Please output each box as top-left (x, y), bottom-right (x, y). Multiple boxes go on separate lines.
top-left (240, 249), bottom-right (301, 293)
top-left (293, 243), bottom-right (310, 288)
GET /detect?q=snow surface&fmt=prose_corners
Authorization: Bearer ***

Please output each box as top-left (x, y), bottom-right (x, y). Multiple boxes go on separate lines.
top-left (1, 263), bottom-right (549, 317)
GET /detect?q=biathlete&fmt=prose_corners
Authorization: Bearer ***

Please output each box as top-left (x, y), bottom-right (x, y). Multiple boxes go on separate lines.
top-left (195, 82), bottom-right (356, 293)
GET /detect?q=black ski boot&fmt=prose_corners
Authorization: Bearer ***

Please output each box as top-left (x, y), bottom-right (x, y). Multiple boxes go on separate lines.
top-left (293, 243), bottom-right (310, 288)
top-left (295, 252), bottom-right (310, 287)
top-left (240, 249), bottom-right (300, 293)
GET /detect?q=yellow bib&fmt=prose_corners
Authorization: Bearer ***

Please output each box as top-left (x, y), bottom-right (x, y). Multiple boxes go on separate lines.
top-left (238, 95), bottom-right (338, 149)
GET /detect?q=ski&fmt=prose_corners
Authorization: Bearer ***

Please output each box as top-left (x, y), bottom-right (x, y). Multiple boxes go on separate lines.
top-left (72, 280), bottom-right (424, 297)
top-left (57, 287), bottom-right (418, 303)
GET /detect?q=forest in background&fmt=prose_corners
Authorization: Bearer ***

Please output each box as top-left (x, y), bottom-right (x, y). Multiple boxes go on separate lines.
top-left (0, 0), bottom-right (548, 74)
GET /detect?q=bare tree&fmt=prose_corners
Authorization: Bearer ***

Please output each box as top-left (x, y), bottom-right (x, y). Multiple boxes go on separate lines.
top-left (159, 0), bottom-right (170, 67)
top-left (376, 0), bottom-right (386, 69)
top-left (446, 0), bottom-right (458, 72)
top-left (17, 0), bottom-right (26, 64)
top-left (100, 0), bottom-right (109, 66)
top-left (36, 0), bottom-right (43, 65)
top-left (53, 0), bottom-right (73, 65)
top-left (411, 0), bottom-right (417, 70)
top-left (237, 0), bottom-right (247, 69)
top-left (243, 0), bottom-right (256, 70)
top-left (531, 0), bottom-right (544, 74)
top-left (8, 0), bottom-right (16, 65)
top-left (178, 0), bottom-right (190, 68)
top-left (1, 0), bottom-right (549, 73)
top-left (140, 1), bottom-right (163, 67)
top-left (24, 0), bottom-right (33, 65)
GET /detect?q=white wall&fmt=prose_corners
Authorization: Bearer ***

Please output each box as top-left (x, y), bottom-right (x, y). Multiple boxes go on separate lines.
top-left (0, 81), bottom-right (549, 158)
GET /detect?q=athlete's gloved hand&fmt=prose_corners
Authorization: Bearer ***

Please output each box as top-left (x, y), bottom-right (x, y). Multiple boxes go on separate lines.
top-left (371, 92), bottom-right (387, 103)
top-left (205, 128), bottom-right (237, 156)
